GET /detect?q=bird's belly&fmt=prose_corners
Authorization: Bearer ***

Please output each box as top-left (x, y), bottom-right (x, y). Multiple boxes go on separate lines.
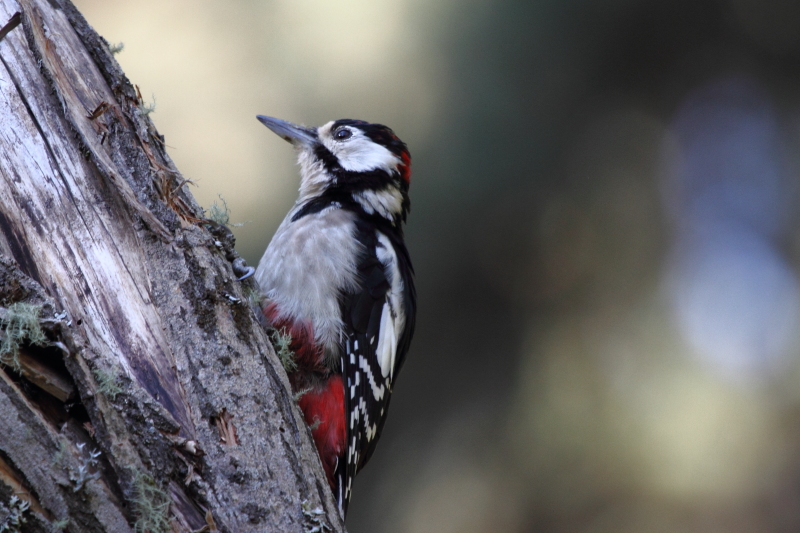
top-left (255, 208), bottom-right (362, 355)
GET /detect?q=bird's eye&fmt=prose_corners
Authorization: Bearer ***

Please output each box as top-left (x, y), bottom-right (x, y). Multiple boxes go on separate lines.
top-left (334, 128), bottom-right (352, 140)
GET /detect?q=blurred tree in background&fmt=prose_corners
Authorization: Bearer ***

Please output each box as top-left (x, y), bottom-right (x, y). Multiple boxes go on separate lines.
top-left (74, 0), bottom-right (800, 531)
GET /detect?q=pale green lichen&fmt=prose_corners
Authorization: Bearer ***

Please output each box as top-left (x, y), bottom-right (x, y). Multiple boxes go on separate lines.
top-left (0, 496), bottom-right (29, 533)
top-left (132, 471), bottom-right (170, 533)
top-left (138, 94), bottom-right (156, 116)
top-left (109, 42), bottom-right (125, 55)
top-left (206, 195), bottom-right (245, 227)
top-left (244, 285), bottom-right (262, 309)
top-left (270, 328), bottom-right (296, 373)
top-left (69, 443), bottom-right (102, 492)
top-left (207, 196), bottom-right (231, 226)
top-left (51, 440), bottom-right (67, 467)
top-left (292, 386), bottom-right (311, 403)
top-left (93, 367), bottom-right (123, 400)
top-left (301, 499), bottom-right (331, 533)
top-left (50, 518), bottom-right (70, 530)
top-left (0, 303), bottom-right (46, 371)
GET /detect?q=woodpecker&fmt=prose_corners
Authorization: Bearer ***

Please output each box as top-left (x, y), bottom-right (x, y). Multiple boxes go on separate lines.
top-left (254, 115), bottom-right (415, 516)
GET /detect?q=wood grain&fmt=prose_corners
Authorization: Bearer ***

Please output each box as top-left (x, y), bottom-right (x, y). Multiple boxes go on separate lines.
top-left (0, 0), bottom-right (345, 531)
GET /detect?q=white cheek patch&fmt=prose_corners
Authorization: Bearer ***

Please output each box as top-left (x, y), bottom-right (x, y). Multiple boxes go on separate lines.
top-left (321, 128), bottom-right (400, 174)
top-left (337, 139), bottom-right (399, 173)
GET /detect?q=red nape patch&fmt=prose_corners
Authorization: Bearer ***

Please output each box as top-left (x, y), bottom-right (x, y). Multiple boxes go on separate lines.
top-left (263, 303), bottom-right (326, 373)
top-left (298, 376), bottom-right (347, 488)
top-left (398, 151), bottom-right (412, 183)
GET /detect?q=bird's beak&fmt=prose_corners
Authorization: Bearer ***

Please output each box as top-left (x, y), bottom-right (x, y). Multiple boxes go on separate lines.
top-left (256, 115), bottom-right (317, 147)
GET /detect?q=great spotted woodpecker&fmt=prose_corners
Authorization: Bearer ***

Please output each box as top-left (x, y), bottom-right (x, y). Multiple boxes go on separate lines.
top-left (254, 116), bottom-right (415, 516)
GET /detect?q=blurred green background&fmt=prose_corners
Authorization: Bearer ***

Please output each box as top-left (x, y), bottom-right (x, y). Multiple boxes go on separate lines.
top-left (73, 1), bottom-right (800, 531)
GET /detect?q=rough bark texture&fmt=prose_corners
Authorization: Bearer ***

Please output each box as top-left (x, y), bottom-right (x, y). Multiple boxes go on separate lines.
top-left (0, 0), bottom-right (346, 531)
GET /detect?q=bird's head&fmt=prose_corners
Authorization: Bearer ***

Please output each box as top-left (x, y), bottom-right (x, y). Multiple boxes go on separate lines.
top-left (257, 116), bottom-right (411, 224)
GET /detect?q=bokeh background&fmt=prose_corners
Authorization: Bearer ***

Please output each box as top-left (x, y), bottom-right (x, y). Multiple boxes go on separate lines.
top-left (72, 1), bottom-right (800, 531)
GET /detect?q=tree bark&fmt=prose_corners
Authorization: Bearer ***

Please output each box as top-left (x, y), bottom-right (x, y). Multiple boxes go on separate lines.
top-left (0, 0), bottom-right (345, 531)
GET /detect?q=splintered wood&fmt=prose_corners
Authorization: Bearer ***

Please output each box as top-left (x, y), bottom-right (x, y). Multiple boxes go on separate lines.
top-left (214, 408), bottom-right (240, 446)
top-left (0, 0), bottom-right (347, 530)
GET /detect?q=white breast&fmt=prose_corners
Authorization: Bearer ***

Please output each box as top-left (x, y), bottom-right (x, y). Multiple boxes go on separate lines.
top-left (255, 206), bottom-right (362, 355)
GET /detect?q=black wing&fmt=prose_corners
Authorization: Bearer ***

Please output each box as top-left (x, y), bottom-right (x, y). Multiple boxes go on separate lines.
top-left (334, 221), bottom-right (416, 515)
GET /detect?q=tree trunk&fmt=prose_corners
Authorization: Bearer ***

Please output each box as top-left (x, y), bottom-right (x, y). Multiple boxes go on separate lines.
top-left (0, 0), bottom-right (345, 531)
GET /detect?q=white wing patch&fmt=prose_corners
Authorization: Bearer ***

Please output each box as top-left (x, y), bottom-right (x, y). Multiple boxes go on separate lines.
top-left (375, 232), bottom-right (405, 381)
top-left (340, 229), bottom-right (410, 514)
top-left (376, 302), bottom-right (397, 379)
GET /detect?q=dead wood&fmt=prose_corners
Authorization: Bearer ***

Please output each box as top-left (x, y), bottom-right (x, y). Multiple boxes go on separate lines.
top-left (0, 0), bottom-right (345, 531)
